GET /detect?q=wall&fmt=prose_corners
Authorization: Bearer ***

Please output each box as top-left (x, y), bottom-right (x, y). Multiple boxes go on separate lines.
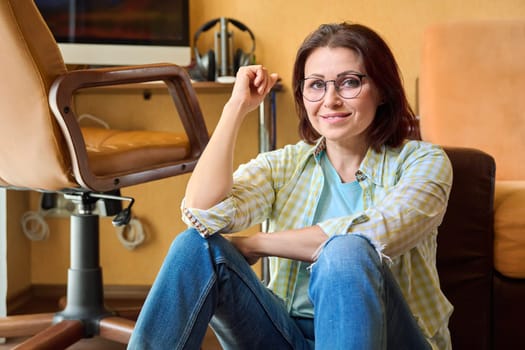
top-left (21, 0), bottom-right (525, 287)
top-left (1, 189), bottom-right (5, 317)
top-left (190, 0), bottom-right (525, 147)
top-left (6, 191), bottom-right (31, 298)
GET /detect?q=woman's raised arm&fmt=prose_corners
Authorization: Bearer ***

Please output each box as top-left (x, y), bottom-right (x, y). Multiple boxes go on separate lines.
top-left (184, 66), bottom-right (279, 210)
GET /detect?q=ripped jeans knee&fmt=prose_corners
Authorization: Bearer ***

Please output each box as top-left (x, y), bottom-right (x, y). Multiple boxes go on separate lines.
top-left (313, 234), bottom-right (383, 276)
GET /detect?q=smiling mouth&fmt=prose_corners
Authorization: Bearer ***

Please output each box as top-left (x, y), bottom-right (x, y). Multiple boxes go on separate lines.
top-left (320, 112), bottom-right (352, 120)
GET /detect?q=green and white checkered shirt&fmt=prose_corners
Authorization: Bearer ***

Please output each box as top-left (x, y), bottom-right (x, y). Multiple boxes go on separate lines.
top-left (182, 138), bottom-right (453, 349)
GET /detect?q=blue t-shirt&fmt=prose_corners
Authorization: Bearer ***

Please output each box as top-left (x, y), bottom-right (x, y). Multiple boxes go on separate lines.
top-left (291, 151), bottom-right (364, 317)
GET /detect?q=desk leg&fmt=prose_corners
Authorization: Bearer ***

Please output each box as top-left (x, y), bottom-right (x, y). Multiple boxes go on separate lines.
top-left (258, 90), bottom-right (276, 153)
top-left (258, 91), bottom-right (276, 285)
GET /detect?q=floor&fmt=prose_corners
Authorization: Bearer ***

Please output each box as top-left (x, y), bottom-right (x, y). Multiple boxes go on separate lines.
top-left (1, 295), bottom-right (222, 349)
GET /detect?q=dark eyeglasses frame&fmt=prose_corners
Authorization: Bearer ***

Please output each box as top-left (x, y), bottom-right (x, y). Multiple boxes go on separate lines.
top-left (300, 73), bottom-right (367, 102)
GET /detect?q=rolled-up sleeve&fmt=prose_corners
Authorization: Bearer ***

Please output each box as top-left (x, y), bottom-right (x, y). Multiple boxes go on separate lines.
top-left (181, 152), bottom-right (277, 237)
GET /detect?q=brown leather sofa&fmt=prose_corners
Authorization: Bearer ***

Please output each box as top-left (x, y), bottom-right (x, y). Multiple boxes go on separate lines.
top-left (437, 147), bottom-right (495, 350)
top-left (438, 147), bottom-right (525, 350)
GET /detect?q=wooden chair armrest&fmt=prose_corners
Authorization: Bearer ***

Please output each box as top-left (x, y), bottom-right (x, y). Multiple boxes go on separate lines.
top-left (48, 64), bottom-right (209, 191)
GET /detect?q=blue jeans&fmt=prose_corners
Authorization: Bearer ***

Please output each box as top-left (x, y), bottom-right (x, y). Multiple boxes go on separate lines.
top-left (128, 229), bottom-right (430, 349)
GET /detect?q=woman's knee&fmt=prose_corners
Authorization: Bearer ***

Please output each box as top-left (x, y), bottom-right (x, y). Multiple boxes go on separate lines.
top-left (172, 229), bottom-right (244, 266)
top-left (169, 228), bottom-right (206, 254)
top-left (173, 227), bottom-right (204, 245)
top-left (162, 228), bottom-right (220, 268)
top-left (313, 234), bottom-right (382, 276)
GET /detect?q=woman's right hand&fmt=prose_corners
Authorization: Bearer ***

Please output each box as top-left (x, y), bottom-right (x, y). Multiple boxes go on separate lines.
top-left (227, 65), bottom-right (279, 117)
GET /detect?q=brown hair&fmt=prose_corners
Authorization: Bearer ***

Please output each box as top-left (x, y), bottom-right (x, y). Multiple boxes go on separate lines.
top-left (292, 23), bottom-right (420, 151)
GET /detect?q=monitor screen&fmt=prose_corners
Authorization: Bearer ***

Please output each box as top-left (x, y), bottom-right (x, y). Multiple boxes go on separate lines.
top-left (35, 0), bottom-right (191, 67)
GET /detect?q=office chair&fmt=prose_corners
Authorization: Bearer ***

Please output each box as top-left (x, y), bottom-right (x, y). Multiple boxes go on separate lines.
top-left (0, 1), bottom-right (209, 348)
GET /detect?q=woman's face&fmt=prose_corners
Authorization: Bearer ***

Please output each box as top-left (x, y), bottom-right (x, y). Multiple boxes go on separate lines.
top-left (303, 47), bottom-right (382, 148)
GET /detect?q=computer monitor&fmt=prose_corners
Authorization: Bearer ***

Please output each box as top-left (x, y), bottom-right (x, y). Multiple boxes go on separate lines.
top-left (34, 0), bottom-right (191, 67)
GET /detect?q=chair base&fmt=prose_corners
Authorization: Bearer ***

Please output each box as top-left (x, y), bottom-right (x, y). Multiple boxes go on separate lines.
top-left (0, 199), bottom-right (135, 349)
top-left (0, 314), bottom-right (134, 349)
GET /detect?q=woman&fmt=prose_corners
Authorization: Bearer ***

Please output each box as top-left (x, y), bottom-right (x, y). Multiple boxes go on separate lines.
top-left (128, 22), bottom-right (453, 349)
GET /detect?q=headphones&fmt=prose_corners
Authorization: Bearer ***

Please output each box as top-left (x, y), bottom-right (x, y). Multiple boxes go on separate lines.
top-left (193, 18), bottom-right (256, 81)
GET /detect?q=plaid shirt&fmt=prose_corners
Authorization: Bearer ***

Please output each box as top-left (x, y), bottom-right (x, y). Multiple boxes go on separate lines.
top-left (182, 138), bottom-right (453, 348)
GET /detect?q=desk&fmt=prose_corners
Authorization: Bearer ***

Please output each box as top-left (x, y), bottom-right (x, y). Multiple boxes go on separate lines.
top-left (192, 81), bottom-right (279, 155)
top-left (187, 82), bottom-right (279, 157)
top-left (81, 81), bottom-right (280, 155)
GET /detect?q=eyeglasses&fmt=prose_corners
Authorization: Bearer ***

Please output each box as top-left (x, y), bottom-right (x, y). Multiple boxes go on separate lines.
top-left (300, 73), bottom-right (367, 102)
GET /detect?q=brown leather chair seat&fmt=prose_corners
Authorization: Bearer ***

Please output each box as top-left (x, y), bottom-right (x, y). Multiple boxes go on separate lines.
top-left (83, 127), bottom-right (190, 175)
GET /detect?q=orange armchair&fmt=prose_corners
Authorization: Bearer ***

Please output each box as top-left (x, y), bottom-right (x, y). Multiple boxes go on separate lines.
top-left (0, 0), bottom-right (208, 348)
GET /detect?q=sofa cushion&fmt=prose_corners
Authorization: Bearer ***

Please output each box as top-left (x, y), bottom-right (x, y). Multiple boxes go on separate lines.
top-left (494, 180), bottom-right (525, 278)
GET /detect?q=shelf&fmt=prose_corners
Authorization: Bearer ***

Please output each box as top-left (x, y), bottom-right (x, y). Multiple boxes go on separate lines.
top-left (77, 81), bottom-right (282, 95)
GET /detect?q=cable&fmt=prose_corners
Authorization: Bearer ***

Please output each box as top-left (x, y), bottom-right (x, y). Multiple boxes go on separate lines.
top-left (20, 211), bottom-right (49, 241)
top-left (20, 193), bottom-right (75, 241)
top-left (21, 192), bottom-right (146, 250)
top-left (78, 113), bottom-right (110, 129)
top-left (115, 217), bottom-right (146, 250)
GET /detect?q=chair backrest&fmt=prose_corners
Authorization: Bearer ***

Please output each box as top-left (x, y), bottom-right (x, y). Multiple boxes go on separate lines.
top-left (1, 1), bottom-right (209, 193)
top-left (419, 20), bottom-right (525, 181)
top-left (0, 0), bottom-right (75, 190)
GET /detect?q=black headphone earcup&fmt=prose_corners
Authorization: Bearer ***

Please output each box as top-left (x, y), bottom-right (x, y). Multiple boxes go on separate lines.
top-left (233, 48), bottom-right (252, 75)
top-left (198, 50), bottom-right (216, 81)
top-left (205, 50), bottom-right (216, 81)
